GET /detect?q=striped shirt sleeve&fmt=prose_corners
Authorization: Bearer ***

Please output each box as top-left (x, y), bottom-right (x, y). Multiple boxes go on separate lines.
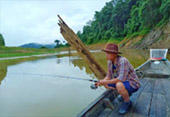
top-left (117, 58), bottom-right (128, 81)
top-left (106, 60), bottom-right (112, 79)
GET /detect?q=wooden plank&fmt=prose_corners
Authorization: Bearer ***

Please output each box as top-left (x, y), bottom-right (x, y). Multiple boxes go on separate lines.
top-left (132, 92), bottom-right (152, 116)
top-left (98, 108), bottom-right (112, 117)
top-left (161, 79), bottom-right (170, 116)
top-left (57, 15), bottom-right (106, 79)
top-left (131, 78), bottom-right (155, 116)
top-left (149, 78), bottom-right (169, 117)
top-left (85, 102), bottom-right (105, 117)
top-left (107, 98), bottom-right (124, 117)
top-left (153, 79), bottom-right (165, 95)
top-left (142, 78), bottom-right (155, 93)
top-left (103, 98), bottom-right (114, 109)
top-left (149, 94), bottom-right (168, 117)
top-left (125, 78), bottom-right (150, 116)
top-left (97, 89), bottom-right (121, 117)
top-left (132, 78), bottom-right (150, 97)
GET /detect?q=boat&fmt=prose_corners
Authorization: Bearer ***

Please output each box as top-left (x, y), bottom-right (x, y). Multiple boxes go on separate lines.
top-left (77, 49), bottom-right (170, 117)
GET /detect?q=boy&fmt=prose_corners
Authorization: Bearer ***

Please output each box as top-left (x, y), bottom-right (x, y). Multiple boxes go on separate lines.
top-left (95, 43), bottom-right (140, 114)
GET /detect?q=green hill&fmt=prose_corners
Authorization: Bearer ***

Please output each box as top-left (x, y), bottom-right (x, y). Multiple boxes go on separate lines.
top-left (77, 0), bottom-right (170, 49)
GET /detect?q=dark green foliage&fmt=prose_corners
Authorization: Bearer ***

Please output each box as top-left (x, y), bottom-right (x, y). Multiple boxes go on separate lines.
top-left (0, 34), bottom-right (5, 46)
top-left (40, 46), bottom-right (47, 49)
top-left (54, 39), bottom-right (60, 48)
top-left (54, 39), bottom-right (69, 48)
top-left (158, 0), bottom-right (170, 27)
top-left (77, 0), bottom-right (169, 44)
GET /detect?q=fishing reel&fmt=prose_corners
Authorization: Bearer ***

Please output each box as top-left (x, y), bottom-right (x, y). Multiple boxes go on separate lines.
top-left (90, 84), bottom-right (98, 90)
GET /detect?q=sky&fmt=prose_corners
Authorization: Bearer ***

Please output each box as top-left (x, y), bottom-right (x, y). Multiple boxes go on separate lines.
top-left (0, 0), bottom-right (111, 46)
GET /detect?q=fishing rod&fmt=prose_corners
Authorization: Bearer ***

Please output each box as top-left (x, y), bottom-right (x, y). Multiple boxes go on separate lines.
top-left (9, 72), bottom-right (99, 89)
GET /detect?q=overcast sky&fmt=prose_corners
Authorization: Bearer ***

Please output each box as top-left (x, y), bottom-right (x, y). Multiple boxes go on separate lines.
top-left (0, 0), bottom-right (111, 46)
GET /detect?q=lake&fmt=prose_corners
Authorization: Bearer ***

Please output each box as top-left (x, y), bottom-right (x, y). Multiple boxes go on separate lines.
top-left (0, 55), bottom-right (105, 117)
top-left (0, 49), bottom-right (169, 117)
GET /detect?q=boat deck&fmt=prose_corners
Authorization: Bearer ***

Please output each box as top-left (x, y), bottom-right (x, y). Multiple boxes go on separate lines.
top-left (100, 77), bottom-right (170, 117)
top-left (78, 50), bottom-right (170, 117)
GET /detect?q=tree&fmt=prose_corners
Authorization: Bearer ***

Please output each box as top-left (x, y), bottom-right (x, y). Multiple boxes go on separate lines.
top-left (0, 33), bottom-right (5, 46)
top-left (159, 0), bottom-right (170, 24)
top-left (54, 39), bottom-right (60, 48)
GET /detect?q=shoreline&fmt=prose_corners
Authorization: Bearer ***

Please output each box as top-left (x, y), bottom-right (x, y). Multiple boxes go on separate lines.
top-left (0, 53), bottom-right (59, 61)
top-left (0, 50), bottom-right (101, 61)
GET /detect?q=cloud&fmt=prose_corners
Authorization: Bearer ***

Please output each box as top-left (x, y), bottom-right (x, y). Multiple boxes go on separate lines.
top-left (0, 0), bottom-right (110, 46)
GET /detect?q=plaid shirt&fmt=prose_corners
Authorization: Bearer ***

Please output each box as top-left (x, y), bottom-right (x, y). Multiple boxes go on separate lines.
top-left (106, 56), bottom-right (140, 89)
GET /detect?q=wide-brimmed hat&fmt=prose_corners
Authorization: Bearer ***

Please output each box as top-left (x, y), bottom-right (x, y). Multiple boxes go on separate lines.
top-left (102, 43), bottom-right (121, 54)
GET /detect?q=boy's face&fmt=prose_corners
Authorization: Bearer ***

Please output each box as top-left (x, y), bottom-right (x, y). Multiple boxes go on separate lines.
top-left (106, 52), bottom-right (117, 61)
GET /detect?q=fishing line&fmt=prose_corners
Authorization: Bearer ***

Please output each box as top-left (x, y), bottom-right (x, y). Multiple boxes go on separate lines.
top-left (8, 73), bottom-right (107, 90)
top-left (8, 72), bottom-right (98, 82)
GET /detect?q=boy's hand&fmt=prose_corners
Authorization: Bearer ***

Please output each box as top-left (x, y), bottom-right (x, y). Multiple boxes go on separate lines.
top-left (95, 81), bottom-right (100, 86)
top-left (95, 80), bottom-right (117, 90)
top-left (95, 80), bottom-right (105, 86)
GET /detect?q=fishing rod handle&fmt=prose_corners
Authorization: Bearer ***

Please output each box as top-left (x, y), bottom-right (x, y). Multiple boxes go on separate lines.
top-left (90, 84), bottom-right (98, 90)
top-left (89, 79), bottom-right (98, 82)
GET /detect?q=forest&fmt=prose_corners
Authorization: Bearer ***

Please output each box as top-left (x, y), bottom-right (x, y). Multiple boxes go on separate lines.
top-left (77, 0), bottom-right (170, 45)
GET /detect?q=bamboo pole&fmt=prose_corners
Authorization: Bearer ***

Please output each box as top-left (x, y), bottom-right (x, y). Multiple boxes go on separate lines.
top-left (57, 15), bottom-right (106, 79)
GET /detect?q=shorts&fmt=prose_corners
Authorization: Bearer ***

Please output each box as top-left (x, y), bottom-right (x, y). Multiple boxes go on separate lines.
top-left (107, 81), bottom-right (138, 94)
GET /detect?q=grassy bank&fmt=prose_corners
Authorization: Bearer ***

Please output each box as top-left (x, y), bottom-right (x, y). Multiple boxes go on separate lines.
top-left (0, 46), bottom-right (59, 58)
top-left (1, 44), bottom-right (169, 60)
top-left (56, 43), bottom-right (107, 51)
top-left (0, 44), bottom-right (106, 59)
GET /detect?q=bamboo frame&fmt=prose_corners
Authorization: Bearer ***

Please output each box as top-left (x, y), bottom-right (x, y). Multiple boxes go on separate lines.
top-left (57, 15), bottom-right (106, 79)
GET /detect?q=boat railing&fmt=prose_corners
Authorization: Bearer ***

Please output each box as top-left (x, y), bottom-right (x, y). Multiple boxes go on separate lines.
top-left (77, 90), bottom-right (118, 117)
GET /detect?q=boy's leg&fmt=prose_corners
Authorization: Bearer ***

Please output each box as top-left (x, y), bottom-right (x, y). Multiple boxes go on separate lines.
top-left (116, 82), bottom-right (132, 114)
top-left (116, 82), bottom-right (130, 102)
top-left (117, 81), bottom-right (139, 102)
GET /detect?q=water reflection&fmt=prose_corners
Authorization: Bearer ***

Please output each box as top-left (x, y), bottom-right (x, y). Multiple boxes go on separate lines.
top-left (0, 63), bottom-right (7, 84)
top-left (0, 57), bottom-right (49, 85)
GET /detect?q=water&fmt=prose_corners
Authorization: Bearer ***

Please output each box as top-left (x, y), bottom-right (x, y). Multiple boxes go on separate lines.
top-left (0, 49), bottom-right (169, 117)
top-left (0, 56), bottom-right (105, 117)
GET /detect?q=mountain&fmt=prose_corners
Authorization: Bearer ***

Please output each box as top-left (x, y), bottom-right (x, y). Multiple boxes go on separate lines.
top-left (20, 43), bottom-right (56, 49)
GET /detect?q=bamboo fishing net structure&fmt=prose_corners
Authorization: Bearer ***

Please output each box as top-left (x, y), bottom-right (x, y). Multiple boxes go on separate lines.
top-left (57, 15), bottom-right (106, 79)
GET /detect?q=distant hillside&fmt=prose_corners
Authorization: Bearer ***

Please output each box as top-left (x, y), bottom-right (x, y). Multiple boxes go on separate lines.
top-left (20, 43), bottom-right (56, 49)
top-left (77, 0), bottom-right (169, 49)
top-left (118, 21), bottom-right (170, 49)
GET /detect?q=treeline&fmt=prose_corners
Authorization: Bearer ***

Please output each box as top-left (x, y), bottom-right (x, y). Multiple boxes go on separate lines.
top-left (77, 0), bottom-right (170, 44)
top-left (0, 34), bottom-right (5, 46)
top-left (54, 39), bottom-right (69, 48)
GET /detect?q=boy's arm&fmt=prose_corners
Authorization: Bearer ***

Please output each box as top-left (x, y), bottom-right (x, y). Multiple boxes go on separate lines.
top-left (104, 76), bottom-right (111, 80)
top-left (103, 76), bottom-right (111, 89)
top-left (96, 78), bottom-right (121, 86)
